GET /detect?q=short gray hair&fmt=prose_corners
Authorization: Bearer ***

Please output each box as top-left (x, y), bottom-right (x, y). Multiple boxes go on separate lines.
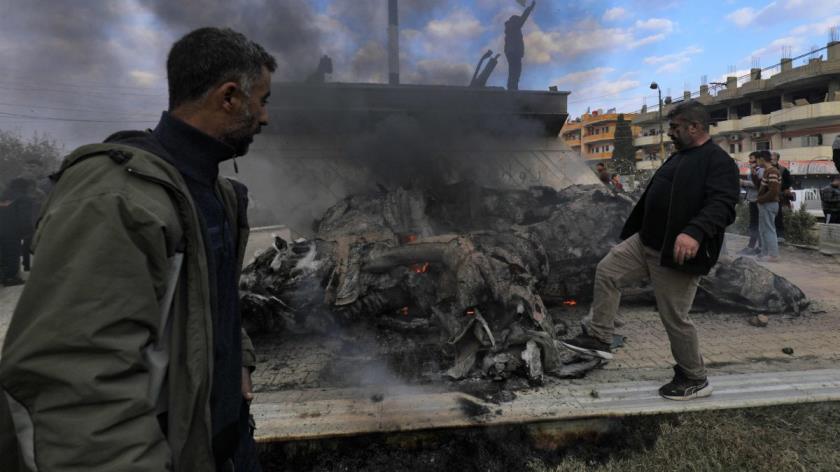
top-left (667, 101), bottom-right (710, 132)
top-left (166, 27), bottom-right (277, 110)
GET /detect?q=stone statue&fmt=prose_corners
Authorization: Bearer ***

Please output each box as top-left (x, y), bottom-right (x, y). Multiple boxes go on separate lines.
top-left (504, 0), bottom-right (535, 90)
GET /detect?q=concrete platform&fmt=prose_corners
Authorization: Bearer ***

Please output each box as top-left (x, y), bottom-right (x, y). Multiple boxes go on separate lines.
top-left (252, 368), bottom-right (840, 443)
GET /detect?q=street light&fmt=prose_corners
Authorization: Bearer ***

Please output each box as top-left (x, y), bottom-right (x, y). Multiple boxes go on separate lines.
top-left (650, 82), bottom-right (664, 160)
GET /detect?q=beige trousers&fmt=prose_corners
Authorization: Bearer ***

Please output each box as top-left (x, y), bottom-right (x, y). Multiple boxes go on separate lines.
top-left (588, 233), bottom-right (706, 380)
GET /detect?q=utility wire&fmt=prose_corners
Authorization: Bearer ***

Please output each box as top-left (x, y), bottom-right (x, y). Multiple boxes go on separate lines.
top-left (0, 101), bottom-right (160, 118)
top-left (0, 111), bottom-right (156, 124)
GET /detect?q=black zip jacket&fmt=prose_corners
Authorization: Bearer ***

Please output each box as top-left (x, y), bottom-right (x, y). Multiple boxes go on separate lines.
top-left (620, 139), bottom-right (740, 275)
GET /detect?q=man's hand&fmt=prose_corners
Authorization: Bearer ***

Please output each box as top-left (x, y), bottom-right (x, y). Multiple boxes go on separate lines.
top-left (673, 233), bottom-right (700, 265)
top-left (241, 366), bottom-right (254, 403)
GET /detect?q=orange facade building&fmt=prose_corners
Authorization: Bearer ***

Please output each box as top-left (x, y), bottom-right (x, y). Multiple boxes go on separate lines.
top-left (561, 109), bottom-right (638, 161)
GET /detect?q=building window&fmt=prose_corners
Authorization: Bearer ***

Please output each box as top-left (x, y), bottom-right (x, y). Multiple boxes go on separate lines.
top-left (754, 141), bottom-right (770, 151)
top-left (800, 134), bottom-right (823, 147)
top-left (729, 143), bottom-right (743, 154)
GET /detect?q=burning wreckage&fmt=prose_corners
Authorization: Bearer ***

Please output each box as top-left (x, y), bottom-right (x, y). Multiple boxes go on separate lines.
top-left (238, 83), bottom-right (808, 385)
top-left (240, 184), bottom-right (808, 383)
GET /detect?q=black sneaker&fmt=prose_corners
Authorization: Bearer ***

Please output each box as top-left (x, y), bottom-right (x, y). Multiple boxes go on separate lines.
top-left (659, 365), bottom-right (713, 401)
top-left (560, 334), bottom-right (613, 360)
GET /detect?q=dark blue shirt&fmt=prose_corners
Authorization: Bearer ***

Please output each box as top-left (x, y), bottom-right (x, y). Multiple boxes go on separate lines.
top-left (152, 112), bottom-right (242, 452)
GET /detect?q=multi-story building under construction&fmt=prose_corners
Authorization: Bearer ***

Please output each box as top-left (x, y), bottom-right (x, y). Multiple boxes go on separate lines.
top-left (633, 39), bottom-right (840, 187)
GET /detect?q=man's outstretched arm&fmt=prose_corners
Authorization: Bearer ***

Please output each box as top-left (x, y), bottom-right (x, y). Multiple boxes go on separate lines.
top-left (520, 1), bottom-right (536, 26)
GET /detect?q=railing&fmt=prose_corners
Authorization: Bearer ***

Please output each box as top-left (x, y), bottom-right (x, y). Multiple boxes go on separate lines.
top-left (633, 44), bottom-right (832, 115)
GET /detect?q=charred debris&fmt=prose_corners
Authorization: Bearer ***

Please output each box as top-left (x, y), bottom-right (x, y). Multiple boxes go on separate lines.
top-left (240, 183), bottom-right (808, 384)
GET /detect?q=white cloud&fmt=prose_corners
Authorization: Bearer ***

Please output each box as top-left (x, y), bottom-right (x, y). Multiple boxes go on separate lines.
top-left (567, 72), bottom-right (642, 107)
top-left (726, 6), bottom-right (764, 27)
top-left (791, 15), bottom-right (840, 37)
top-left (644, 46), bottom-right (703, 65)
top-left (629, 33), bottom-right (667, 49)
top-left (603, 7), bottom-right (628, 22)
top-left (522, 16), bottom-right (676, 65)
top-left (725, 0), bottom-right (839, 27)
top-left (426, 9), bottom-right (485, 40)
top-left (552, 67), bottom-right (616, 87)
top-left (634, 18), bottom-right (674, 33)
top-left (644, 46), bottom-right (703, 74)
top-left (128, 70), bottom-right (158, 87)
top-left (749, 36), bottom-right (803, 61)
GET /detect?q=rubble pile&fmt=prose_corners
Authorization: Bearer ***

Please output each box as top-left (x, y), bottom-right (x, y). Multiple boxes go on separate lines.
top-left (240, 184), bottom-right (808, 382)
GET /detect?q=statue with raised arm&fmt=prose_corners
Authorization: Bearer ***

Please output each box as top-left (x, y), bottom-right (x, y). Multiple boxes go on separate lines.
top-left (504, 0), bottom-right (535, 91)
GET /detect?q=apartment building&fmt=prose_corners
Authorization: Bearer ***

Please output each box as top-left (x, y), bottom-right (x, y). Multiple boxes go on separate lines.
top-left (633, 40), bottom-right (840, 187)
top-left (562, 109), bottom-right (638, 161)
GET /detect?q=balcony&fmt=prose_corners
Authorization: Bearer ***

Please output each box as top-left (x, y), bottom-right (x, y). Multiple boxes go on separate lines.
top-left (584, 151), bottom-right (612, 160)
top-left (710, 119), bottom-right (741, 135)
top-left (634, 134), bottom-right (670, 147)
top-left (776, 145), bottom-right (834, 162)
top-left (769, 101), bottom-right (840, 127)
top-left (582, 131), bottom-right (616, 144)
top-left (740, 114), bottom-right (771, 130)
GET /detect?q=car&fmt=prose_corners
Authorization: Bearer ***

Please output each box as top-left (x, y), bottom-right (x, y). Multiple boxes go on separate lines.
top-left (791, 188), bottom-right (823, 219)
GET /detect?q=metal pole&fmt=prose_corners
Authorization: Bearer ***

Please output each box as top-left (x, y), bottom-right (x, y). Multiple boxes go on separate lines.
top-left (388, 0), bottom-right (399, 85)
top-left (658, 88), bottom-right (664, 160)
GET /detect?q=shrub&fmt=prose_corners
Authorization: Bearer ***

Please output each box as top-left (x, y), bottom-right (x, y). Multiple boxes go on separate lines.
top-left (729, 201), bottom-right (749, 235)
top-left (783, 203), bottom-right (818, 246)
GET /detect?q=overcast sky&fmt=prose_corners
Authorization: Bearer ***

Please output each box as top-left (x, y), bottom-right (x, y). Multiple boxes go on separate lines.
top-left (0, 0), bottom-right (838, 151)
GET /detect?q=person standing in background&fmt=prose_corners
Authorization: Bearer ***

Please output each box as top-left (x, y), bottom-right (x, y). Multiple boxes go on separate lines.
top-left (756, 151), bottom-right (781, 262)
top-left (738, 152), bottom-right (763, 255)
top-left (771, 152), bottom-right (792, 242)
top-left (821, 176), bottom-right (840, 224)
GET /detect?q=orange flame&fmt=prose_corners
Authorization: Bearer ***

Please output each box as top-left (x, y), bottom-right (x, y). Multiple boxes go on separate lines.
top-left (563, 299), bottom-right (578, 307)
top-left (410, 262), bottom-right (430, 273)
top-left (401, 234), bottom-right (418, 244)
top-left (465, 308), bottom-right (476, 316)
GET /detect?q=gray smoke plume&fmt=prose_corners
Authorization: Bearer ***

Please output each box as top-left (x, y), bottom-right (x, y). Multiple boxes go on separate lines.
top-left (139, 0), bottom-right (323, 81)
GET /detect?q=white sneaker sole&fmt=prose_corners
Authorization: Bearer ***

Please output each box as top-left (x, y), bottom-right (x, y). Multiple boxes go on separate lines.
top-left (660, 383), bottom-right (714, 401)
top-left (560, 341), bottom-right (614, 360)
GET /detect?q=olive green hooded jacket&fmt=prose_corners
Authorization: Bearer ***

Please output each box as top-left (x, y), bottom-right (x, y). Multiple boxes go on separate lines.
top-left (0, 141), bottom-right (255, 471)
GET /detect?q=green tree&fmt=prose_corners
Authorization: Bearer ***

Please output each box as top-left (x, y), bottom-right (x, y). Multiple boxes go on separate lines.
top-left (609, 113), bottom-right (636, 176)
top-left (0, 130), bottom-right (63, 193)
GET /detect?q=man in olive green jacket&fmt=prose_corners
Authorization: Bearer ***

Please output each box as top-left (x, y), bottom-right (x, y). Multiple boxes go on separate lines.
top-left (0, 28), bottom-right (274, 471)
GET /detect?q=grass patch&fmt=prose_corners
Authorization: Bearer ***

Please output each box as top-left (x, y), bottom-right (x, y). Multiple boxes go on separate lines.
top-left (261, 402), bottom-right (840, 471)
top-left (534, 402), bottom-right (840, 472)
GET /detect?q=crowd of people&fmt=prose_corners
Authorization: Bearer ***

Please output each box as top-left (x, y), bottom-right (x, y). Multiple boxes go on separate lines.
top-left (595, 162), bottom-right (624, 191)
